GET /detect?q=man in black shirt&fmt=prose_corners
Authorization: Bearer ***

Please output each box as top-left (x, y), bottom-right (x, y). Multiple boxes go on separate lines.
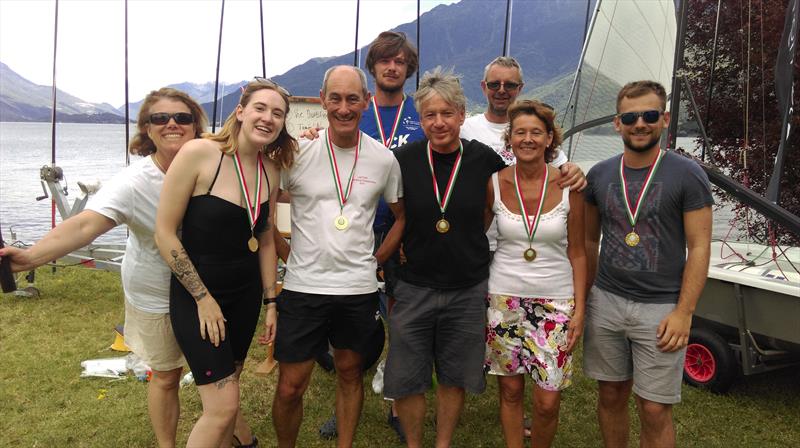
top-left (383, 67), bottom-right (505, 448)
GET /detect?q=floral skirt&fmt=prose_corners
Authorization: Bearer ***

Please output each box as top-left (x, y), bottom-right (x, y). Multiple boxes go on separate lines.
top-left (484, 294), bottom-right (575, 391)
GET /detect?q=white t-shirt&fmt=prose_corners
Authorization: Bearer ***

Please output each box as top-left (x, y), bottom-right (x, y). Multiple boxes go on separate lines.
top-left (489, 173), bottom-right (574, 298)
top-left (281, 131), bottom-right (402, 295)
top-left (86, 156), bottom-right (172, 313)
top-left (461, 113), bottom-right (568, 250)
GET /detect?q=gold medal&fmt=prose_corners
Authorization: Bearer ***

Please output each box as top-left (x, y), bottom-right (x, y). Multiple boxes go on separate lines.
top-left (334, 215), bottom-right (349, 230)
top-left (436, 218), bottom-right (450, 234)
top-left (248, 236), bottom-right (259, 252)
top-left (523, 247), bottom-right (537, 262)
top-left (625, 231), bottom-right (640, 247)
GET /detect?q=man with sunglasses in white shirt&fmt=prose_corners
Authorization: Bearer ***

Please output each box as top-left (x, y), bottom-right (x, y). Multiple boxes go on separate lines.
top-left (461, 56), bottom-right (584, 258)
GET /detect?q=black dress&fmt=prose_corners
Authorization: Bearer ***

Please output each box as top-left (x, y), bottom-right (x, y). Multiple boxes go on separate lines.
top-left (169, 154), bottom-right (269, 385)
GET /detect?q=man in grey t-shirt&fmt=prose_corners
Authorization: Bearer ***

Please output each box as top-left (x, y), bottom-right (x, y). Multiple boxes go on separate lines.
top-left (583, 80), bottom-right (713, 448)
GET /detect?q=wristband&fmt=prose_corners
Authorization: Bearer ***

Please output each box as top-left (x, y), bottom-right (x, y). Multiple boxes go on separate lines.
top-left (262, 296), bottom-right (277, 306)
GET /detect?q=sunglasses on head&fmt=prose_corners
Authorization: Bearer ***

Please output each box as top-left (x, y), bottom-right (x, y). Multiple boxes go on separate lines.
top-left (618, 110), bottom-right (663, 125)
top-left (253, 76), bottom-right (291, 96)
top-left (148, 112), bottom-right (194, 126)
top-left (485, 80), bottom-right (522, 91)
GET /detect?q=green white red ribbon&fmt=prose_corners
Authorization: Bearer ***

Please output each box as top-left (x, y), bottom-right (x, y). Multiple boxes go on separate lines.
top-left (426, 141), bottom-right (463, 215)
top-left (326, 129), bottom-right (361, 211)
top-left (232, 151), bottom-right (263, 231)
top-left (514, 163), bottom-right (549, 246)
top-left (619, 149), bottom-right (665, 228)
top-left (372, 95), bottom-right (405, 148)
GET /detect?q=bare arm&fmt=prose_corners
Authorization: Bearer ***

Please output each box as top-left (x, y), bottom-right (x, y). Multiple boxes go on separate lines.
top-left (375, 199), bottom-right (405, 265)
top-left (258, 167), bottom-right (280, 346)
top-left (0, 210), bottom-right (115, 272)
top-left (565, 189), bottom-right (588, 353)
top-left (657, 206), bottom-right (712, 352)
top-left (273, 188), bottom-right (291, 263)
top-left (155, 142), bottom-right (225, 346)
top-left (584, 201), bottom-right (601, 291)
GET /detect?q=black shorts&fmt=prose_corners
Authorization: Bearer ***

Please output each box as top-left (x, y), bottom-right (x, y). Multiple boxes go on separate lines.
top-left (274, 289), bottom-right (380, 363)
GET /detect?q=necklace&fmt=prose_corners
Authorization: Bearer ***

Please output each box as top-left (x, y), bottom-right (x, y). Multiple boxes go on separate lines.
top-left (151, 153), bottom-right (166, 173)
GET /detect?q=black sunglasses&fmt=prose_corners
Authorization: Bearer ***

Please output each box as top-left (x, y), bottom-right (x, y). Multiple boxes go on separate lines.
top-left (253, 76), bottom-right (291, 96)
top-left (618, 110), bottom-right (663, 125)
top-left (148, 112), bottom-right (194, 126)
top-left (486, 80), bottom-right (522, 91)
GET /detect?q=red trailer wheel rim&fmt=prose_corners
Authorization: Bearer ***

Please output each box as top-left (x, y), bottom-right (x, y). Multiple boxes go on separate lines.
top-left (685, 343), bottom-right (716, 382)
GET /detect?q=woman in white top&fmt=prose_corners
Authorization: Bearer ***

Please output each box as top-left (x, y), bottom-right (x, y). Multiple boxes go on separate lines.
top-left (483, 100), bottom-right (587, 448)
top-left (0, 88), bottom-right (269, 446)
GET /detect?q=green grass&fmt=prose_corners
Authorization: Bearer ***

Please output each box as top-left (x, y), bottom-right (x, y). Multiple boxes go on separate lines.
top-left (1, 267), bottom-right (798, 447)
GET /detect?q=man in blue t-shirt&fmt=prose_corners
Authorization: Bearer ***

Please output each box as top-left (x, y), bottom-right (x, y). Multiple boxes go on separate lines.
top-left (583, 80), bottom-right (713, 448)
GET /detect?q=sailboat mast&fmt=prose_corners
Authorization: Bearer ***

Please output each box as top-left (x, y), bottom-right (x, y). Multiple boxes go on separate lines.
top-left (666, 0), bottom-right (688, 151)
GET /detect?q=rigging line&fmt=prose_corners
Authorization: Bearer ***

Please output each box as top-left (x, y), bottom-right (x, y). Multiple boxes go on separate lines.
top-left (758, 0), bottom-right (767, 189)
top-left (50, 0), bottom-right (59, 232)
top-left (564, 0), bottom-right (599, 158)
top-left (259, 0), bottom-right (266, 78)
top-left (124, 0), bottom-right (130, 166)
top-left (502, 0), bottom-right (512, 57)
top-left (573, 1), bottom-right (620, 155)
top-left (702, 0), bottom-right (724, 162)
top-left (416, 0), bottom-right (420, 90)
top-left (353, 0), bottom-right (361, 67)
top-left (211, 0), bottom-right (226, 133)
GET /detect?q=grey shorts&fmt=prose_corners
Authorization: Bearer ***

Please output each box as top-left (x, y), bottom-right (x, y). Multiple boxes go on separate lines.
top-left (583, 286), bottom-right (686, 404)
top-left (383, 279), bottom-right (488, 400)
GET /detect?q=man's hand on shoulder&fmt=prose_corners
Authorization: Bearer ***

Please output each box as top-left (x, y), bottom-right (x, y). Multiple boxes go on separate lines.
top-left (656, 307), bottom-right (693, 352)
top-left (300, 127), bottom-right (322, 141)
top-left (558, 162), bottom-right (587, 192)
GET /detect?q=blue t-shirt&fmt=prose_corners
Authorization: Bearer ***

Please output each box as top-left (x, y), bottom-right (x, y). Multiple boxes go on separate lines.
top-left (584, 150), bottom-right (714, 303)
top-left (360, 95), bottom-right (425, 233)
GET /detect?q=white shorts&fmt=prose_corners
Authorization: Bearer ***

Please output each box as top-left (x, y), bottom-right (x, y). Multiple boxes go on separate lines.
top-left (124, 300), bottom-right (185, 372)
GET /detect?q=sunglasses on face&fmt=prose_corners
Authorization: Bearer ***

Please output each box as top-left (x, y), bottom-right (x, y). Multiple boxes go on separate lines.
top-left (148, 112), bottom-right (194, 126)
top-left (485, 81), bottom-right (522, 91)
top-left (253, 76), bottom-right (291, 96)
top-left (618, 110), bottom-right (663, 125)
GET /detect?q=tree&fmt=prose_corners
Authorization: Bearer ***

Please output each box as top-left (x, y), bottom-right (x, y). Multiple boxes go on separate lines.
top-left (681, 0), bottom-right (799, 245)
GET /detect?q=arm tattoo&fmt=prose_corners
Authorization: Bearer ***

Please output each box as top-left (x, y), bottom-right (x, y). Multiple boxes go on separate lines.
top-left (169, 248), bottom-right (207, 301)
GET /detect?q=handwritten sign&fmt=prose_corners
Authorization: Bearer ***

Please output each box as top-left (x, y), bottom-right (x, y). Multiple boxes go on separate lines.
top-left (286, 96), bottom-right (328, 137)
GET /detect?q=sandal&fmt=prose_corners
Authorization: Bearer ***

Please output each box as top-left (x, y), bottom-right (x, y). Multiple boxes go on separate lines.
top-left (232, 435), bottom-right (259, 447)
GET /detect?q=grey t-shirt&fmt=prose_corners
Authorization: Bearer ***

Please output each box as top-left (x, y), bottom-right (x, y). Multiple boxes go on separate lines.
top-left (585, 151), bottom-right (713, 304)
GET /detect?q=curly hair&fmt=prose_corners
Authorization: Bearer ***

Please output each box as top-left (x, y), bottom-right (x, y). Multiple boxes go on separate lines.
top-left (129, 88), bottom-right (208, 157)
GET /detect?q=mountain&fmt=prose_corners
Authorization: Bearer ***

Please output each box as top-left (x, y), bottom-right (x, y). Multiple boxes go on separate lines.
top-left (200, 0), bottom-right (588, 123)
top-left (2, 0), bottom-right (590, 124)
top-left (0, 62), bottom-right (125, 123)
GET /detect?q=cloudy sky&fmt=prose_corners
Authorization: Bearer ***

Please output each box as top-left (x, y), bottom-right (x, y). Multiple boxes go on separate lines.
top-left (0, 0), bottom-right (458, 107)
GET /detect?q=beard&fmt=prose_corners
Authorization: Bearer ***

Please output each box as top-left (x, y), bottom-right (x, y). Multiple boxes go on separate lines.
top-left (488, 102), bottom-right (509, 118)
top-left (376, 78), bottom-right (404, 94)
top-left (622, 131), bottom-right (661, 153)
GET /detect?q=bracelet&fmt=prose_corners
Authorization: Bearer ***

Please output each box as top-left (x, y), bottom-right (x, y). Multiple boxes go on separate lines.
top-left (262, 296), bottom-right (277, 306)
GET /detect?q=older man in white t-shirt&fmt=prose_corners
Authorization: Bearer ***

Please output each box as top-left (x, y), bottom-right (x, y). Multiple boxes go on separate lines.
top-left (461, 56), bottom-right (582, 251)
top-left (272, 65), bottom-right (404, 448)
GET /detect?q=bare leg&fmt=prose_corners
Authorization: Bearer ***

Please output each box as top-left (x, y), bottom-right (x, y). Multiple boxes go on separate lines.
top-left (434, 384), bottom-right (465, 448)
top-left (635, 395), bottom-right (675, 448)
top-left (497, 375), bottom-right (525, 448)
top-left (597, 380), bottom-right (633, 448)
top-left (530, 384), bottom-right (562, 448)
top-left (148, 368), bottom-right (183, 448)
top-left (222, 363), bottom-right (254, 447)
top-left (273, 360), bottom-right (315, 448)
top-left (333, 349), bottom-right (364, 448)
top-left (396, 393), bottom-right (426, 448)
top-left (186, 374), bottom-right (240, 447)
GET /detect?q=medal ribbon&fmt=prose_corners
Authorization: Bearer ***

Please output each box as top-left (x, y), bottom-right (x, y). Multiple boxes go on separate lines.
top-left (372, 95), bottom-right (406, 148)
top-left (619, 149), bottom-right (664, 228)
top-left (426, 141), bottom-right (463, 214)
top-left (514, 163), bottom-right (549, 246)
top-left (326, 129), bottom-right (361, 211)
top-left (232, 152), bottom-right (263, 232)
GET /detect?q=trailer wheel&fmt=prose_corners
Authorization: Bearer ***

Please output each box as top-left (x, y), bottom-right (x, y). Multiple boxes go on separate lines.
top-left (683, 327), bottom-right (736, 393)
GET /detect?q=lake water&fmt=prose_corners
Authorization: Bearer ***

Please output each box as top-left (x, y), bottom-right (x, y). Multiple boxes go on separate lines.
top-left (1, 122), bottom-right (737, 245)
